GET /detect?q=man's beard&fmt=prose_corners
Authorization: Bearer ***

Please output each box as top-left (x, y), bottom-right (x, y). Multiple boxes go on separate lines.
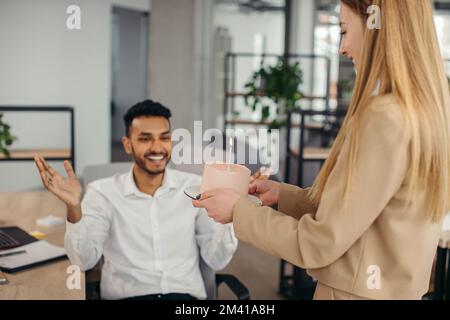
top-left (131, 147), bottom-right (171, 176)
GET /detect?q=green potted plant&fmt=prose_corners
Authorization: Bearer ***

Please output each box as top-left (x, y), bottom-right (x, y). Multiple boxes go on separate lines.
top-left (244, 57), bottom-right (303, 130)
top-left (0, 113), bottom-right (16, 158)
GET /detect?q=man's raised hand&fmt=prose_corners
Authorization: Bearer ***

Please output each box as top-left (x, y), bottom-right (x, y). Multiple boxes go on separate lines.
top-left (34, 156), bottom-right (82, 208)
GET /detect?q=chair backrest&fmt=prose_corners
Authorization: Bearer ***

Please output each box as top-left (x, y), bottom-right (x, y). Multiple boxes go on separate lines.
top-left (81, 161), bottom-right (219, 299)
top-left (82, 162), bottom-right (133, 186)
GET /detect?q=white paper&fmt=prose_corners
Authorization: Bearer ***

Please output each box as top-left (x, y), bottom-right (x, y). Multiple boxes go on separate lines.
top-left (0, 241), bottom-right (66, 269)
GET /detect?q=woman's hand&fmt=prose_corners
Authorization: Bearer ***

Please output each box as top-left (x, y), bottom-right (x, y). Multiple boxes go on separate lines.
top-left (249, 166), bottom-right (271, 184)
top-left (248, 179), bottom-right (281, 207)
top-left (192, 189), bottom-right (241, 224)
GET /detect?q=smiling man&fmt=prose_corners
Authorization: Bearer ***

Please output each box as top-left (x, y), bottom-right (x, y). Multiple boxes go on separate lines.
top-left (34, 100), bottom-right (237, 300)
top-left (121, 101), bottom-right (174, 196)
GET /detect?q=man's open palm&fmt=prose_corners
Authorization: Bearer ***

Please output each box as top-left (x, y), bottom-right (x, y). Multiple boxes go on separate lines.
top-left (34, 156), bottom-right (82, 207)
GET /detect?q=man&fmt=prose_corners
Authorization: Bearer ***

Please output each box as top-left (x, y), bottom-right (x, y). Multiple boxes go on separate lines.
top-left (34, 100), bottom-right (237, 300)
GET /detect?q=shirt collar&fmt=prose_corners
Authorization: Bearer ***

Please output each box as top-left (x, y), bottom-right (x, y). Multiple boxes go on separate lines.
top-left (123, 166), bottom-right (178, 198)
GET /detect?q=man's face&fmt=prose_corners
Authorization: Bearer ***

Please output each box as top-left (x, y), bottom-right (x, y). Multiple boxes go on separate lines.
top-left (122, 116), bottom-right (172, 176)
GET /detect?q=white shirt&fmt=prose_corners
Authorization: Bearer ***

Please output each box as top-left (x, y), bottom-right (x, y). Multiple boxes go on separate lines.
top-left (64, 167), bottom-right (238, 300)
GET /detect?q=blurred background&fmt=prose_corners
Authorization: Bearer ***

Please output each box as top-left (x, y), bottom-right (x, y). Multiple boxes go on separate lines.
top-left (1, 0), bottom-right (450, 191)
top-left (0, 0), bottom-right (450, 300)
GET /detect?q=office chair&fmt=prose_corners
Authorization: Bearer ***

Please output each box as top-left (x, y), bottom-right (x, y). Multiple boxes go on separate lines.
top-left (81, 160), bottom-right (250, 300)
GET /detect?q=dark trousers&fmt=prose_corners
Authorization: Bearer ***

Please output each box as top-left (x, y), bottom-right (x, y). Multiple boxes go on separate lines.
top-left (124, 293), bottom-right (197, 300)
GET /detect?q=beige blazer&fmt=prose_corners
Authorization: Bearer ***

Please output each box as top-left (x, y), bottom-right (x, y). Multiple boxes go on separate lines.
top-left (233, 94), bottom-right (444, 300)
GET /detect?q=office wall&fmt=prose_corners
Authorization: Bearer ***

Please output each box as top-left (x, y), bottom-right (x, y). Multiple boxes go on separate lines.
top-left (0, 0), bottom-right (150, 192)
top-left (111, 7), bottom-right (149, 143)
top-left (148, 0), bottom-right (197, 132)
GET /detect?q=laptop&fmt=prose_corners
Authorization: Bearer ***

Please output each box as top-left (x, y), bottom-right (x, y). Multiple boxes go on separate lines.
top-left (0, 227), bottom-right (38, 251)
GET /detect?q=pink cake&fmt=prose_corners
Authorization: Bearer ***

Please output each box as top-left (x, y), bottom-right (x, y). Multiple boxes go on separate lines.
top-left (200, 163), bottom-right (251, 196)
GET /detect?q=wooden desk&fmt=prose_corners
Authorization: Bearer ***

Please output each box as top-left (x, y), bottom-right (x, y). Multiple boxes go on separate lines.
top-left (0, 192), bottom-right (85, 300)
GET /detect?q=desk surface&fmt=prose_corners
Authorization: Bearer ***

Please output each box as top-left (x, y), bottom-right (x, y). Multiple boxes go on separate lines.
top-left (0, 192), bottom-right (85, 300)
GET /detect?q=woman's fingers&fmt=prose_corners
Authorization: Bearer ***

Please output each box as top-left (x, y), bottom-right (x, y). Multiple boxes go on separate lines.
top-left (192, 199), bottom-right (202, 208)
top-left (198, 190), bottom-right (217, 201)
top-left (249, 171), bottom-right (261, 184)
top-left (248, 182), bottom-right (258, 194)
top-left (259, 167), bottom-right (271, 180)
top-left (192, 189), bottom-right (226, 209)
top-left (250, 167), bottom-right (266, 182)
top-left (192, 191), bottom-right (213, 208)
top-left (259, 174), bottom-right (270, 181)
top-left (193, 197), bottom-right (212, 208)
top-left (250, 167), bottom-right (271, 184)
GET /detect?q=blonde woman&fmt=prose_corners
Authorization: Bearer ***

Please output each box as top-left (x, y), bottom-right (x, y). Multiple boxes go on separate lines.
top-left (193, 0), bottom-right (450, 300)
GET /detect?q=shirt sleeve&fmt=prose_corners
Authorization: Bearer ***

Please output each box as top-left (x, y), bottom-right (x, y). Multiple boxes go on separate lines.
top-left (195, 208), bottom-right (238, 271)
top-left (233, 100), bottom-right (409, 269)
top-left (64, 184), bottom-right (111, 271)
top-left (278, 185), bottom-right (317, 220)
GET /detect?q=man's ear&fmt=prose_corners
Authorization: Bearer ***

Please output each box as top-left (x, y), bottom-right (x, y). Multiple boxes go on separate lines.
top-left (122, 136), bottom-right (132, 155)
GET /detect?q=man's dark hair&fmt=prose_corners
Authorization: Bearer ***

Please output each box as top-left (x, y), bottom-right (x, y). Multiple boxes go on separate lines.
top-left (123, 99), bottom-right (172, 136)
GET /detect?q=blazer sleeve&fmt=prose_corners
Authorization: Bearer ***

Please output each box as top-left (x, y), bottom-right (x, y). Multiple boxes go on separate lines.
top-left (232, 98), bottom-right (410, 269)
top-left (278, 184), bottom-right (317, 220)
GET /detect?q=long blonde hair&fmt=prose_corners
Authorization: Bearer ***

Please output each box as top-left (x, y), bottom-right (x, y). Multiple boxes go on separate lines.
top-left (309, 0), bottom-right (450, 222)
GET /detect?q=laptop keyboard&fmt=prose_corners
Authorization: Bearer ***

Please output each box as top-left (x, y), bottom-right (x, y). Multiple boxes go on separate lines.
top-left (0, 230), bottom-right (20, 249)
